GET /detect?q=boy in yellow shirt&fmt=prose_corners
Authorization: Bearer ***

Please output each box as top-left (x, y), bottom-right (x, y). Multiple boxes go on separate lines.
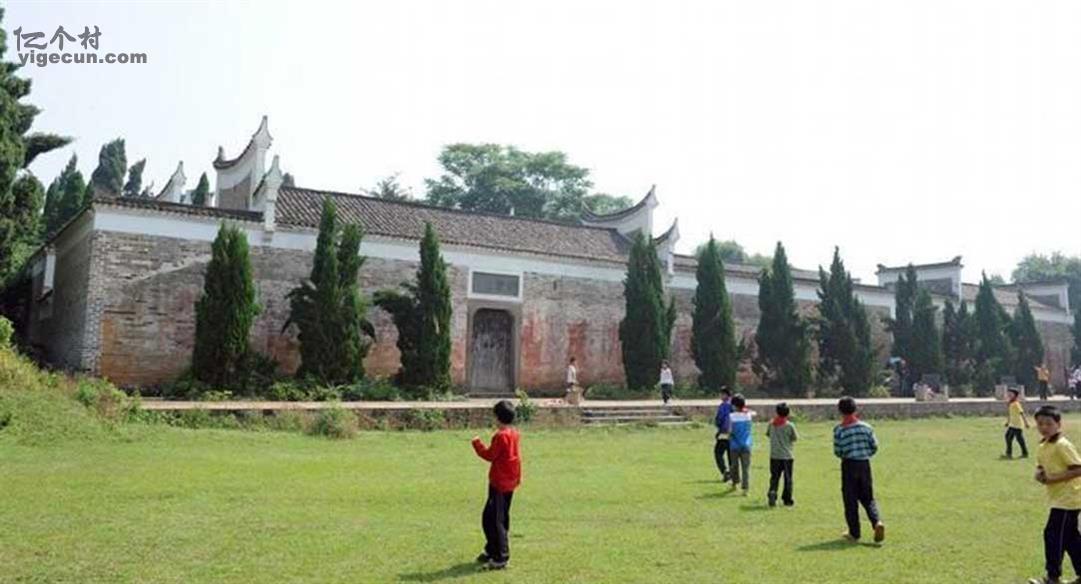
top-left (1029, 406), bottom-right (1081, 584)
top-left (1005, 388), bottom-right (1031, 459)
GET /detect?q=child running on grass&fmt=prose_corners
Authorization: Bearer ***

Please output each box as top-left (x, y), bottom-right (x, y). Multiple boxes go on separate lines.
top-left (728, 394), bottom-right (755, 495)
top-left (471, 400), bottom-right (522, 571)
top-left (1005, 387), bottom-right (1031, 459)
top-left (833, 396), bottom-right (885, 543)
top-left (766, 402), bottom-right (798, 507)
top-left (713, 388), bottom-right (733, 482)
top-left (1028, 405), bottom-right (1081, 584)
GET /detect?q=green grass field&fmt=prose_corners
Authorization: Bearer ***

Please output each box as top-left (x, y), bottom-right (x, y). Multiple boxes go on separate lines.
top-left (0, 416), bottom-right (1072, 583)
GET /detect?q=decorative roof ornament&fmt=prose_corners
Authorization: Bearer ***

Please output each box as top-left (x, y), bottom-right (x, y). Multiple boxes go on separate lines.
top-left (156, 161), bottom-right (186, 203)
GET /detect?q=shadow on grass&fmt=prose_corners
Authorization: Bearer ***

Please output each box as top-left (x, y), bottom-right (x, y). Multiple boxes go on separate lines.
top-left (739, 503), bottom-right (772, 512)
top-left (796, 539), bottom-right (880, 552)
top-left (696, 488), bottom-right (739, 500)
top-left (398, 562), bottom-right (479, 582)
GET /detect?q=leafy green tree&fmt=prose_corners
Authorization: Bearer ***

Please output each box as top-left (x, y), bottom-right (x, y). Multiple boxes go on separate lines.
top-left (374, 223), bottom-right (453, 396)
top-left (908, 289), bottom-right (944, 384)
top-left (282, 172), bottom-right (295, 188)
top-left (691, 237), bottom-right (738, 391)
top-left (583, 193), bottom-right (633, 216)
top-left (814, 247), bottom-right (875, 395)
top-left (88, 138), bottom-right (126, 198)
top-left (0, 8), bottom-right (71, 284)
top-left (42, 155), bottom-right (86, 234)
top-left (973, 274), bottom-right (1014, 393)
top-left (286, 197), bottom-right (375, 385)
top-left (123, 158), bottom-right (146, 198)
top-left (752, 242), bottom-right (811, 395)
top-left (424, 144), bottom-right (631, 222)
top-left (620, 232), bottom-right (673, 390)
top-left (192, 224), bottom-right (260, 389)
top-left (943, 299), bottom-right (975, 387)
top-left (365, 172), bottom-right (413, 201)
top-left (693, 239), bottom-right (771, 267)
top-left (1013, 252), bottom-right (1081, 319)
top-left (1010, 291), bottom-right (1045, 391)
top-left (190, 172), bottom-right (210, 207)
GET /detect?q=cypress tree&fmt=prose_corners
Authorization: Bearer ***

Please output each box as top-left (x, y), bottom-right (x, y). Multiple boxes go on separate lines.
top-left (0, 9), bottom-right (70, 284)
top-left (192, 224), bottom-right (260, 389)
top-left (619, 232), bottom-right (670, 390)
top-left (191, 172), bottom-right (210, 207)
top-left (88, 138), bottom-right (127, 198)
top-left (415, 222), bottom-right (452, 392)
top-left (909, 289), bottom-right (944, 383)
top-left (1072, 309), bottom-right (1081, 368)
top-left (752, 242), bottom-right (811, 395)
top-left (43, 155), bottom-right (86, 233)
top-left (973, 274), bottom-right (1013, 392)
top-left (691, 236), bottom-right (738, 391)
top-left (287, 197), bottom-right (374, 385)
top-left (886, 265), bottom-right (918, 368)
top-left (815, 247), bottom-right (875, 395)
top-left (123, 158), bottom-right (146, 198)
top-left (943, 299), bottom-right (975, 387)
top-left (373, 223), bottom-right (452, 396)
top-left (1011, 291), bottom-right (1045, 392)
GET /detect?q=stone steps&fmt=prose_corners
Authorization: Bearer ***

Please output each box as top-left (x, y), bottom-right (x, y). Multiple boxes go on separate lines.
top-left (580, 406), bottom-right (692, 426)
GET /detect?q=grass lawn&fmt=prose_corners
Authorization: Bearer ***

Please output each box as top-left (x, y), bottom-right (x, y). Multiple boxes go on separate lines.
top-left (0, 416), bottom-right (1070, 583)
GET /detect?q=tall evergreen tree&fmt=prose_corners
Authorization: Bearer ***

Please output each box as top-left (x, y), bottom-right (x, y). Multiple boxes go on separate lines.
top-left (192, 224), bottom-right (260, 389)
top-left (1072, 308), bottom-right (1081, 368)
top-left (691, 236), bottom-right (738, 391)
top-left (1011, 291), bottom-right (1045, 391)
top-left (619, 232), bottom-right (672, 390)
top-left (123, 158), bottom-right (146, 198)
top-left (0, 8), bottom-right (70, 284)
top-left (752, 242), bottom-right (811, 395)
top-left (973, 274), bottom-right (1013, 392)
top-left (88, 138), bottom-right (126, 198)
top-left (943, 299), bottom-right (975, 387)
top-left (908, 289), bottom-right (944, 383)
top-left (415, 223), bottom-right (452, 391)
top-left (373, 223), bottom-right (452, 396)
top-left (43, 155), bottom-right (86, 233)
top-left (815, 247), bottom-right (876, 395)
top-left (191, 172), bottom-right (210, 207)
top-left (286, 197), bottom-right (375, 385)
top-left (886, 265), bottom-right (918, 366)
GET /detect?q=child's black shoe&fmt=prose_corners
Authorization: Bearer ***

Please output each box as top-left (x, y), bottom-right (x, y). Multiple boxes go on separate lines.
top-left (483, 560), bottom-right (508, 571)
top-left (475, 553), bottom-right (489, 564)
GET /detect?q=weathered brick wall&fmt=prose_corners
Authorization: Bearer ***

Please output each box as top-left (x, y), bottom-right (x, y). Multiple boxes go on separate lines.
top-left (87, 230), bottom-right (469, 388)
top-left (28, 230), bottom-right (94, 370)
top-left (1039, 320), bottom-right (1075, 387)
top-left (519, 273), bottom-right (625, 389)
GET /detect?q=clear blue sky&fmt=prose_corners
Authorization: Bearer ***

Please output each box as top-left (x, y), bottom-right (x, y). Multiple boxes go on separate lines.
top-left (8, 1), bottom-right (1081, 282)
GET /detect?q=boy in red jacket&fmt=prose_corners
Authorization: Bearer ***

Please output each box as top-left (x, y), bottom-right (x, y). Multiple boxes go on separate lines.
top-left (471, 400), bottom-right (522, 571)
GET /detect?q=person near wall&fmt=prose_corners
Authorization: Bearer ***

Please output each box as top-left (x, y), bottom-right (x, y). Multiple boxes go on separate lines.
top-left (1071, 366), bottom-right (1081, 401)
top-left (659, 360), bottom-right (675, 405)
top-left (564, 357), bottom-right (582, 404)
top-left (1036, 364), bottom-right (1052, 401)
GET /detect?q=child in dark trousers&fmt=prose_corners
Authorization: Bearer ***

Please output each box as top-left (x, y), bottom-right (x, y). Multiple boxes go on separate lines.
top-left (471, 400), bottom-right (522, 571)
top-left (833, 396), bottom-right (886, 543)
top-left (766, 402), bottom-right (798, 507)
top-left (713, 388), bottom-right (734, 481)
top-left (1028, 405), bottom-right (1081, 584)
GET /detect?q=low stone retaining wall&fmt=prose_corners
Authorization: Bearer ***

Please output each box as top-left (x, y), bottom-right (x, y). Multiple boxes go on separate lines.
top-left (139, 397), bottom-right (1081, 431)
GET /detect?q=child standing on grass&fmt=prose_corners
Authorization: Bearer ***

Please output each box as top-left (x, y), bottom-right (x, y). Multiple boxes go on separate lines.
top-left (728, 394), bottom-right (755, 495)
top-left (471, 400), bottom-right (522, 571)
top-left (833, 396), bottom-right (886, 543)
top-left (766, 402), bottom-right (798, 507)
top-left (714, 388), bottom-right (733, 482)
top-left (1028, 405), bottom-right (1081, 584)
top-left (1005, 388), bottom-right (1031, 459)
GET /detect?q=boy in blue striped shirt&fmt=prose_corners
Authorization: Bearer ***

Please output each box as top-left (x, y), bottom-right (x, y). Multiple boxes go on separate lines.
top-left (728, 394), bottom-right (756, 495)
top-left (833, 396), bottom-right (886, 543)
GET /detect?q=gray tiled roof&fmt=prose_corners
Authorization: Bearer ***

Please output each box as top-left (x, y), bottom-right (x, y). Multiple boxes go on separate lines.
top-left (275, 187), bottom-right (635, 263)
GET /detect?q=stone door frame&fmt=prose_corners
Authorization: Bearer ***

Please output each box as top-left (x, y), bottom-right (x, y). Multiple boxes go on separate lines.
top-left (465, 300), bottom-right (521, 395)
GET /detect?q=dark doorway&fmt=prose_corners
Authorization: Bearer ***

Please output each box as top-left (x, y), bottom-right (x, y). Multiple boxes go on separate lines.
top-left (469, 309), bottom-right (514, 393)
